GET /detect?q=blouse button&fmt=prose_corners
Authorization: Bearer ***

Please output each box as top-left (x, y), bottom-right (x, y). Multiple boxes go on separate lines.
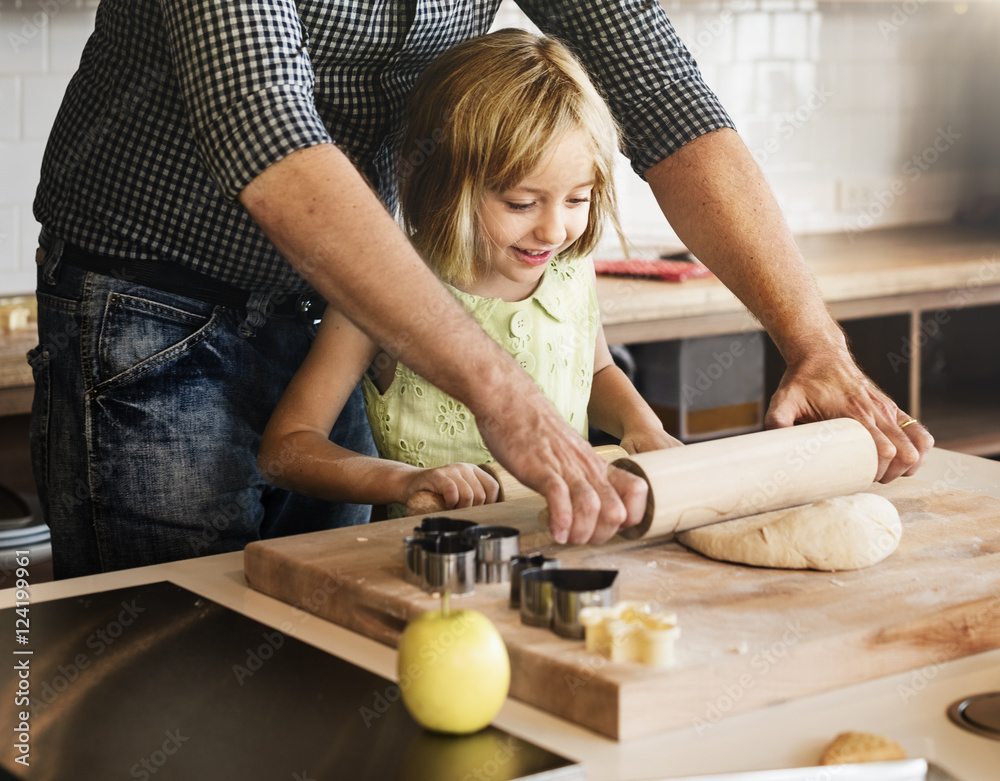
top-left (509, 311), bottom-right (531, 338)
top-left (514, 352), bottom-right (536, 373)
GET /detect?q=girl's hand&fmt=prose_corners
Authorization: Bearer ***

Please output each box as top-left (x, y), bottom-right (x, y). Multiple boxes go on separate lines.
top-left (620, 427), bottom-right (683, 455)
top-left (403, 463), bottom-right (501, 509)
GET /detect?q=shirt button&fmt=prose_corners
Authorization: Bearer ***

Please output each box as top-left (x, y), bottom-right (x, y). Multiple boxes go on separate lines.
top-left (514, 352), bottom-right (536, 373)
top-left (509, 311), bottom-right (531, 338)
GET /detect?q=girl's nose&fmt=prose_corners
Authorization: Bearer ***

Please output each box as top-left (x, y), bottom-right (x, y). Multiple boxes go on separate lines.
top-left (533, 207), bottom-right (567, 247)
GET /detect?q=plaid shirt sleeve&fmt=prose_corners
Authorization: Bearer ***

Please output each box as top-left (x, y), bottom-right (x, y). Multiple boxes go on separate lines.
top-left (516, 0), bottom-right (736, 178)
top-left (159, 1), bottom-right (332, 200)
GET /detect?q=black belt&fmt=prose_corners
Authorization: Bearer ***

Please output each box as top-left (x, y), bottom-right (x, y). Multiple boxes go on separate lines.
top-left (60, 243), bottom-right (327, 320)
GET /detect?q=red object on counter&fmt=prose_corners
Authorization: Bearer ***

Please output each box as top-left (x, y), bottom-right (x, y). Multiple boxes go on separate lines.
top-left (593, 258), bottom-right (714, 281)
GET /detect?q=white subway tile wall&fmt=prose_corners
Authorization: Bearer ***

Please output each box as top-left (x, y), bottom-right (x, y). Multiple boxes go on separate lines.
top-left (0, 1), bottom-right (998, 293)
top-left (619, 0), bottom-right (1000, 248)
top-left (0, 205), bottom-right (16, 277)
top-left (0, 2), bottom-right (98, 292)
top-left (0, 75), bottom-right (18, 140)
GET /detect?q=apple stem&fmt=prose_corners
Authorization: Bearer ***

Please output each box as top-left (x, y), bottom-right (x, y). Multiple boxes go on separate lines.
top-left (441, 589), bottom-right (450, 618)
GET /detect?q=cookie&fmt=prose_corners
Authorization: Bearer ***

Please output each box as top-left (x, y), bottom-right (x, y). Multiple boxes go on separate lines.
top-left (819, 731), bottom-right (907, 765)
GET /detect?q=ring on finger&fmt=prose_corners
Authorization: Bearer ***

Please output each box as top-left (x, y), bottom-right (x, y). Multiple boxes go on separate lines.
top-left (899, 417), bottom-right (919, 429)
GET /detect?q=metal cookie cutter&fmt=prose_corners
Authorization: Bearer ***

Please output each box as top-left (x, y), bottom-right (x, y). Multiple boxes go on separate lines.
top-left (402, 536), bottom-right (425, 587)
top-left (460, 525), bottom-right (520, 583)
top-left (519, 569), bottom-right (618, 639)
top-left (412, 516), bottom-right (478, 539)
top-left (509, 554), bottom-right (560, 609)
top-left (402, 535), bottom-right (476, 595)
top-left (551, 570), bottom-right (619, 639)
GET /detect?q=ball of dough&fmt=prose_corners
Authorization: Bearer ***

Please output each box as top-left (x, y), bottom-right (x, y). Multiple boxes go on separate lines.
top-left (819, 731), bottom-right (906, 765)
top-left (676, 493), bottom-right (901, 571)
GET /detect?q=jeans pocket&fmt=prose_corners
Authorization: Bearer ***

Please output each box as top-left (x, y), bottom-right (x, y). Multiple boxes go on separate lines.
top-left (94, 293), bottom-right (222, 393)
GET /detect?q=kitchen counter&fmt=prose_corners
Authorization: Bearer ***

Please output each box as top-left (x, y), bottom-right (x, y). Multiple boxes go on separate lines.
top-left (3, 447), bottom-right (999, 780)
top-left (0, 328), bottom-right (33, 417)
top-left (597, 223), bottom-right (1000, 343)
top-left (597, 223), bottom-right (1000, 457)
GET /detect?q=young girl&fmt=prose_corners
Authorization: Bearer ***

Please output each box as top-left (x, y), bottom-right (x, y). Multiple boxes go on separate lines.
top-left (259, 29), bottom-right (679, 519)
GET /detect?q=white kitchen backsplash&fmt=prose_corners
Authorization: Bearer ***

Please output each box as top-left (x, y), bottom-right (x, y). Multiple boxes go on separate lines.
top-left (0, 1), bottom-right (98, 295)
top-left (505, 0), bottom-right (1000, 253)
top-left (0, 1), bottom-right (998, 294)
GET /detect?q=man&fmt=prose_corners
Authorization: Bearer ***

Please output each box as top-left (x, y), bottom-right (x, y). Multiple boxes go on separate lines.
top-left (30, 1), bottom-right (932, 578)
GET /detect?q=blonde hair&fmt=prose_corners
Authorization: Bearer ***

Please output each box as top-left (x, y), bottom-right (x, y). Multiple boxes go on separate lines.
top-left (398, 28), bottom-right (624, 287)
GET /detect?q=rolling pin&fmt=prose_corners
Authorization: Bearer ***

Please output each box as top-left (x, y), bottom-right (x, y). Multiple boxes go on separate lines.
top-left (613, 418), bottom-right (879, 540)
top-left (404, 444), bottom-right (628, 517)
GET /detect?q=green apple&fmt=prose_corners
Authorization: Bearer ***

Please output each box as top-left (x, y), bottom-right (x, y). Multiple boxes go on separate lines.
top-left (397, 593), bottom-right (510, 734)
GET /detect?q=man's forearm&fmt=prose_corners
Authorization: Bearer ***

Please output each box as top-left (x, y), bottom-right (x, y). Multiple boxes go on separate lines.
top-left (645, 128), bottom-right (849, 367)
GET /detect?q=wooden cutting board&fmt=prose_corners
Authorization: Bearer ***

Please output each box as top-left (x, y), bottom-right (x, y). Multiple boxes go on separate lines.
top-left (243, 478), bottom-right (1000, 740)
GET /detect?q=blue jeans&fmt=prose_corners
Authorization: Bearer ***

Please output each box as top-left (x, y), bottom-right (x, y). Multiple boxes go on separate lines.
top-left (29, 241), bottom-right (375, 579)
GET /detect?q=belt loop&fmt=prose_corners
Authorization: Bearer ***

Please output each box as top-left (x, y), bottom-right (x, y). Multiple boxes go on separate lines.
top-left (239, 291), bottom-right (270, 338)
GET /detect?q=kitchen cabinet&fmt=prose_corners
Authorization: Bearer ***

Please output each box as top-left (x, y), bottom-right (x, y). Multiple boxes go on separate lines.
top-left (598, 224), bottom-right (1000, 455)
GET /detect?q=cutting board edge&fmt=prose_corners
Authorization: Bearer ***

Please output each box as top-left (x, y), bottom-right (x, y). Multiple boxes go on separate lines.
top-left (244, 542), bottom-right (415, 646)
top-left (616, 589), bottom-right (1000, 740)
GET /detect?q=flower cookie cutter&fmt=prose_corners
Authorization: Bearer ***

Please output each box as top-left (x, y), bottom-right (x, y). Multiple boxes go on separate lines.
top-left (403, 535), bottom-right (477, 595)
top-left (412, 516), bottom-right (478, 539)
top-left (403, 518), bottom-right (521, 592)
top-left (460, 525), bottom-right (520, 583)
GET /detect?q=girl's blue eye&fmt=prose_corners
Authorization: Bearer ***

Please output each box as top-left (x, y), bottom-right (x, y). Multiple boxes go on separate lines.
top-left (506, 202), bottom-right (533, 211)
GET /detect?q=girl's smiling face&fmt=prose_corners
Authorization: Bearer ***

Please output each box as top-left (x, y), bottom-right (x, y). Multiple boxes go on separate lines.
top-left (472, 129), bottom-right (595, 301)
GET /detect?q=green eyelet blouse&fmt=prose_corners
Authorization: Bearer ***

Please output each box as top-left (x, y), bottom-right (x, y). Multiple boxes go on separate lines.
top-left (362, 256), bottom-right (599, 514)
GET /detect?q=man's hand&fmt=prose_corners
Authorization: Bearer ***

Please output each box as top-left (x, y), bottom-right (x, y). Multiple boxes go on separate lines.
top-left (645, 129), bottom-right (934, 482)
top-left (476, 383), bottom-right (647, 545)
top-left (766, 346), bottom-right (934, 482)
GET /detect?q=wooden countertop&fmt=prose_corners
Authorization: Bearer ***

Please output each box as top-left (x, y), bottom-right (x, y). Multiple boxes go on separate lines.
top-left (0, 329), bottom-right (34, 385)
top-left (0, 328), bottom-right (35, 416)
top-left (597, 223), bottom-right (1000, 342)
top-left (0, 294), bottom-right (36, 413)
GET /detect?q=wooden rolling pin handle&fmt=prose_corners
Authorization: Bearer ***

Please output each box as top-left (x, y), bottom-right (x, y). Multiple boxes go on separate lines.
top-left (405, 490), bottom-right (450, 517)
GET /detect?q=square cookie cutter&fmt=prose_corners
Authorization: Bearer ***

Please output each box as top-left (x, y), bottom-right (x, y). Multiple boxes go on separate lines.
top-left (519, 568), bottom-right (618, 639)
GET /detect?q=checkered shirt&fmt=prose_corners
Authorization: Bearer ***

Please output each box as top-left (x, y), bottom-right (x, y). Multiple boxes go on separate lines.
top-left (34, 0), bottom-right (733, 294)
